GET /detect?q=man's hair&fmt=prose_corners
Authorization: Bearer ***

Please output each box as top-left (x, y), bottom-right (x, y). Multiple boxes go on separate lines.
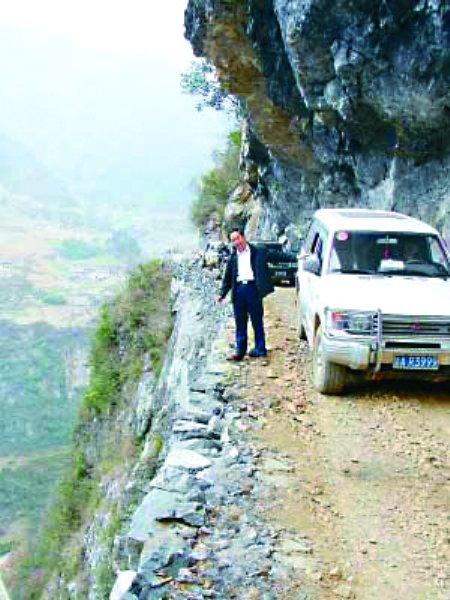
top-left (229, 226), bottom-right (245, 239)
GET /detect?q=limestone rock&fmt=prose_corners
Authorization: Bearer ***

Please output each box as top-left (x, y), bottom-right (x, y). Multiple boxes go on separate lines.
top-left (109, 571), bottom-right (137, 600)
top-left (185, 0), bottom-right (450, 237)
top-left (165, 449), bottom-right (212, 472)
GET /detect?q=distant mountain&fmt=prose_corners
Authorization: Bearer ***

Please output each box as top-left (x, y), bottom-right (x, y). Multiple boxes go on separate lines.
top-left (0, 133), bottom-right (72, 206)
top-left (0, 26), bottom-right (227, 212)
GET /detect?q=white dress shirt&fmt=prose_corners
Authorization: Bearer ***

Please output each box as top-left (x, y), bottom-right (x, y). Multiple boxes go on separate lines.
top-left (237, 244), bottom-right (255, 282)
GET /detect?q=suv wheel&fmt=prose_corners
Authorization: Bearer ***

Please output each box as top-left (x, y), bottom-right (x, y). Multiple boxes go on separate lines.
top-left (312, 325), bottom-right (347, 394)
top-left (296, 295), bottom-right (307, 340)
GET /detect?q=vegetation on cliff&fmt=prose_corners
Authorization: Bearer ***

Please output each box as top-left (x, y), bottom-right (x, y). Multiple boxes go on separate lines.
top-left (182, 58), bottom-right (242, 233)
top-left (10, 259), bottom-right (173, 600)
top-left (181, 58), bottom-right (238, 114)
top-left (191, 130), bottom-right (241, 232)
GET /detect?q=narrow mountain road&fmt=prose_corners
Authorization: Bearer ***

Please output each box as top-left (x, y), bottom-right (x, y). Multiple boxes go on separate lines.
top-left (231, 287), bottom-right (449, 599)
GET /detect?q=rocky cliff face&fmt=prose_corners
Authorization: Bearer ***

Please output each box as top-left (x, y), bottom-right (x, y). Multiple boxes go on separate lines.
top-left (40, 264), bottom-right (236, 598)
top-left (103, 271), bottom-right (311, 600)
top-left (185, 0), bottom-right (450, 238)
top-left (46, 263), bottom-right (304, 599)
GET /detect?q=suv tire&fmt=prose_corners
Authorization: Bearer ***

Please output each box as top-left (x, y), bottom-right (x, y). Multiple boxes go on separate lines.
top-left (312, 325), bottom-right (347, 394)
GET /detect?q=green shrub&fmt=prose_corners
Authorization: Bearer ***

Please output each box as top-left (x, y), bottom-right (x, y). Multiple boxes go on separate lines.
top-left (120, 356), bottom-right (144, 384)
top-left (116, 260), bottom-right (173, 376)
top-left (83, 366), bottom-right (120, 414)
top-left (94, 506), bottom-right (122, 599)
top-left (152, 435), bottom-right (163, 457)
top-left (191, 130), bottom-right (241, 231)
top-left (0, 540), bottom-right (15, 556)
top-left (94, 559), bottom-right (116, 600)
top-left (82, 305), bottom-right (121, 415)
top-left (181, 58), bottom-right (239, 113)
top-left (79, 261), bottom-right (172, 417)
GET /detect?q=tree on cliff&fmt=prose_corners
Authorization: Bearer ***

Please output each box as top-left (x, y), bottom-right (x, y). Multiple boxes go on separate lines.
top-left (181, 59), bottom-right (239, 114)
top-left (191, 130), bottom-right (241, 232)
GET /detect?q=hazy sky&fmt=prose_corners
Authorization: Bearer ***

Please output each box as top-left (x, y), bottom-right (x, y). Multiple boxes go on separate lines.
top-left (0, 0), bottom-right (193, 68)
top-left (0, 1), bottom-right (229, 210)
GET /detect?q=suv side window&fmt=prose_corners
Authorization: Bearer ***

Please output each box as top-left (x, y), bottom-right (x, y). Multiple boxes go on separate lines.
top-left (303, 221), bottom-right (318, 254)
top-left (302, 220), bottom-right (328, 274)
top-left (311, 228), bottom-right (328, 269)
top-left (429, 236), bottom-right (449, 269)
top-left (311, 233), bottom-right (323, 261)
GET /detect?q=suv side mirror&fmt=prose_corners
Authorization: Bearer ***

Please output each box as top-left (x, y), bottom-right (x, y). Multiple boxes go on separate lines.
top-left (303, 255), bottom-right (321, 275)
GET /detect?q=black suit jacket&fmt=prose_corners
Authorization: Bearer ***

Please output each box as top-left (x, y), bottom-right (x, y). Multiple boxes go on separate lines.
top-left (219, 243), bottom-right (275, 301)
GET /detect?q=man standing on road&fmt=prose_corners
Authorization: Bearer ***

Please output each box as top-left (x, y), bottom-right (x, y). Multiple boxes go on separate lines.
top-left (217, 227), bottom-right (275, 361)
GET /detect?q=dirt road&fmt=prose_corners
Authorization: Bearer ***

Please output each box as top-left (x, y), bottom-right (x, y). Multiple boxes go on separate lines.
top-left (233, 287), bottom-right (449, 599)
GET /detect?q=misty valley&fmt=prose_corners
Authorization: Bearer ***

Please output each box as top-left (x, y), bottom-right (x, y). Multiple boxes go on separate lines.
top-left (0, 154), bottom-right (197, 562)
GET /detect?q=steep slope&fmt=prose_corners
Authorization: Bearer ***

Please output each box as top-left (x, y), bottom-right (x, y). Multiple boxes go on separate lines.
top-left (24, 269), bottom-right (448, 600)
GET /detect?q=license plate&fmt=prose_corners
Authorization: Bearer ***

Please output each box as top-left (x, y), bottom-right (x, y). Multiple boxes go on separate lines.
top-left (393, 355), bottom-right (439, 370)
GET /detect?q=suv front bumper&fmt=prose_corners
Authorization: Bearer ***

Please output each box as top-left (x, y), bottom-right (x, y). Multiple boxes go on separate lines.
top-left (322, 333), bottom-right (450, 373)
top-left (321, 334), bottom-right (373, 370)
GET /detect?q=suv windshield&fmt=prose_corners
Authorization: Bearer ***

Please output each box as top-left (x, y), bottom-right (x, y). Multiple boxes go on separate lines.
top-left (329, 231), bottom-right (450, 277)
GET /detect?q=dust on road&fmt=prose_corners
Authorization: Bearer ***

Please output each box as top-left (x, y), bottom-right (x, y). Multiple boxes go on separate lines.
top-left (232, 287), bottom-right (449, 599)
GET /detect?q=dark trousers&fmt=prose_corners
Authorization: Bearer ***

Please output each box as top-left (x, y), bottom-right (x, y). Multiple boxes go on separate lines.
top-left (233, 281), bottom-right (266, 355)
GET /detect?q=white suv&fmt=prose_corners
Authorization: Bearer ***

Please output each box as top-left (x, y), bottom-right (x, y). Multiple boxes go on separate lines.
top-left (296, 208), bottom-right (450, 394)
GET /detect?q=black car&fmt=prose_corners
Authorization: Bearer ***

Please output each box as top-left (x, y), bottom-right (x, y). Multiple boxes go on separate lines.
top-left (252, 240), bottom-right (298, 286)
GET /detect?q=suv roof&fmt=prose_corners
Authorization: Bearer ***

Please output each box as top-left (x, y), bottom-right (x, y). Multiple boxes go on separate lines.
top-left (206, 240), bottom-right (226, 248)
top-left (314, 208), bottom-right (437, 235)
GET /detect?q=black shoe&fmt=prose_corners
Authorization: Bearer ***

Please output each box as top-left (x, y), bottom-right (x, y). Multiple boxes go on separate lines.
top-left (226, 353), bottom-right (245, 362)
top-left (248, 348), bottom-right (267, 358)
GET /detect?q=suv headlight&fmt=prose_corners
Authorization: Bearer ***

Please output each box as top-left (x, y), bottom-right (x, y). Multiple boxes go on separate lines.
top-left (325, 309), bottom-right (377, 336)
